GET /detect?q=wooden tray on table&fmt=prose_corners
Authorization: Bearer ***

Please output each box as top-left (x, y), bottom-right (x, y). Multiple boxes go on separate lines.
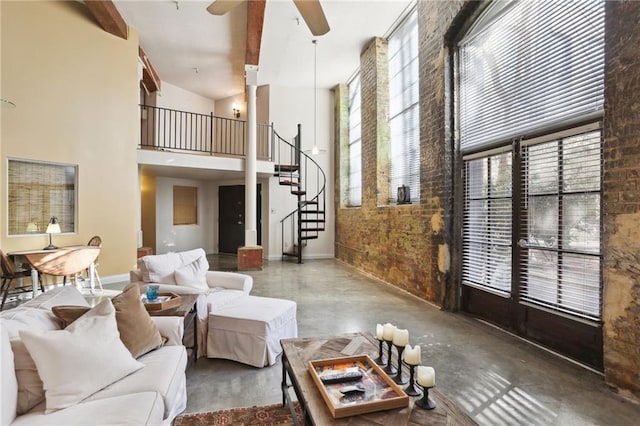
top-left (141, 292), bottom-right (182, 311)
top-left (308, 354), bottom-right (409, 419)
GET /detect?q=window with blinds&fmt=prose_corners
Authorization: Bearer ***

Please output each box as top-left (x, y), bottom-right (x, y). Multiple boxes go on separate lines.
top-left (7, 159), bottom-right (77, 235)
top-left (520, 126), bottom-right (602, 320)
top-left (458, 0), bottom-right (605, 153)
top-left (388, 8), bottom-right (419, 204)
top-left (462, 149), bottom-right (512, 293)
top-left (348, 74), bottom-right (362, 207)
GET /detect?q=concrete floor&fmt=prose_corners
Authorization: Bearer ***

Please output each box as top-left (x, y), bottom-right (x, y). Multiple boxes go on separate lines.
top-left (5, 257), bottom-right (638, 424)
top-left (184, 258), bottom-right (640, 425)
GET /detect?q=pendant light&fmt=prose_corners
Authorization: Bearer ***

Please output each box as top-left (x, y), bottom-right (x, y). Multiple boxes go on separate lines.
top-left (308, 39), bottom-right (325, 155)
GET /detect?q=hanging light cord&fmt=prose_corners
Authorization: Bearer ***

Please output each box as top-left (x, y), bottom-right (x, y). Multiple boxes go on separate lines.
top-left (313, 39), bottom-right (318, 152)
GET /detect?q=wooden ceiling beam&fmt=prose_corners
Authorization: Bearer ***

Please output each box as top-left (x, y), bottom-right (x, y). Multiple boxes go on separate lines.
top-left (245, 0), bottom-right (266, 66)
top-left (85, 0), bottom-right (128, 40)
top-left (139, 47), bottom-right (161, 93)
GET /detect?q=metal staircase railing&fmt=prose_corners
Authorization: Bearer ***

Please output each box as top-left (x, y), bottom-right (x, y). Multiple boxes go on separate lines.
top-left (272, 124), bottom-right (326, 263)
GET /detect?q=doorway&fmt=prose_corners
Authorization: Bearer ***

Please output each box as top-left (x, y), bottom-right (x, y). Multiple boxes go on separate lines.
top-left (218, 184), bottom-right (261, 254)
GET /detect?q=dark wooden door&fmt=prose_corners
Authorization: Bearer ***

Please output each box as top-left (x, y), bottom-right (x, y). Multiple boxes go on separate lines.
top-left (218, 185), bottom-right (261, 254)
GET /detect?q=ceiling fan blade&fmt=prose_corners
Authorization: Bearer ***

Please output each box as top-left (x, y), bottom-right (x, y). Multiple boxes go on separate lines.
top-left (207, 0), bottom-right (245, 15)
top-left (293, 0), bottom-right (330, 36)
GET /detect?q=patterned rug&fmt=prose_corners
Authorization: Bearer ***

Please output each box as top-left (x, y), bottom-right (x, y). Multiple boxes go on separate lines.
top-left (173, 403), bottom-right (303, 426)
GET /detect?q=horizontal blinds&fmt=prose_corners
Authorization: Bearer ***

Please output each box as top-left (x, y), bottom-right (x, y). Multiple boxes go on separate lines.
top-left (388, 9), bottom-right (420, 203)
top-left (7, 159), bottom-right (76, 235)
top-left (520, 129), bottom-right (602, 320)
top-left (462, 150), bottom-right (513, 293)
top-left (348, 74), bottom-right (362, 207)
top-left (459, 0), bottom-right (605, 152)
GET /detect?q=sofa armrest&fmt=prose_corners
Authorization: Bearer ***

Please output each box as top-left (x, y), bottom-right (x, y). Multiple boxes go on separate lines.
top-left (205, 271), bottom-right (253, 294)
top-left (149, 316), bottom-right (184, 346)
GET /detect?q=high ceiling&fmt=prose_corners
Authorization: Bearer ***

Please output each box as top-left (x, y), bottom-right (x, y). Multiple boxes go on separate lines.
top-left (114, 0), bottom-right (413, 101)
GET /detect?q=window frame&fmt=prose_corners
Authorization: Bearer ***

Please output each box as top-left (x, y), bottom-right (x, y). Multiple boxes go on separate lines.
top-left (387, 7), bottom-right (420, 205)
top-left (7, 158), bottom-right (78, 236)
top-left (347, 73), bottom-right (362, 207)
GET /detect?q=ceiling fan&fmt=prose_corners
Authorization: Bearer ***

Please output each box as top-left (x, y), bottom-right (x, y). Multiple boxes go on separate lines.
top-left (207, 0), bottom-right (330, 36)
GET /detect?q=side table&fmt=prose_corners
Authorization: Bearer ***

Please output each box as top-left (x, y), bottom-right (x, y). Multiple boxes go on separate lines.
top-left (147, 293), bottom-right (198, 366)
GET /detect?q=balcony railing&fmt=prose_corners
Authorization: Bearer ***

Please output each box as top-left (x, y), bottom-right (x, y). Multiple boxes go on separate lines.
top-left (139, 104), bottom-right (271, 160)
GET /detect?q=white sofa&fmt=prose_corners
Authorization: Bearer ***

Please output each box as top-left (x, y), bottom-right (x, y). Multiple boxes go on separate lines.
top-left (0, 286), bottom-right (187, 426)
top-left (130, 248), bottom-right (253, 358)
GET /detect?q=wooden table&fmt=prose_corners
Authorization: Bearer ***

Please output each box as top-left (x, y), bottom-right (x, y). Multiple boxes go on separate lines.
top-left (147, 294), bottom-right (198, 366)
top-left (280, 332), bottom-right (477, 426)
top-left (8, 246), bottom-right (100, 299)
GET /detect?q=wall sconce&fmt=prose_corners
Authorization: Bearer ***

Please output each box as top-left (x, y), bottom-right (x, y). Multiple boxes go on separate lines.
top-left (232, 103), bottom-right (241, 119)
top-left (44, 216), bottom-right (61, 250)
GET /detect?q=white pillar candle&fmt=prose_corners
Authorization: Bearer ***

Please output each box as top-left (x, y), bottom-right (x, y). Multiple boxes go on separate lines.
top-left (416, 366), bottom-right (435, 388)
top-left (392, 328), bottom-right (409, 346)
top-left (382, 323), bottom-right (396, 341)
top-left (403, 345), bottom-right (421, 365)
top-left (376, 324), bottom-right (383, 340)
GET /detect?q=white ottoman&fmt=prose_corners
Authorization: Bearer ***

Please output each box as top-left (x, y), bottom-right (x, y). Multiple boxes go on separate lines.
top-left (207, 295), bottom-right (297, 367)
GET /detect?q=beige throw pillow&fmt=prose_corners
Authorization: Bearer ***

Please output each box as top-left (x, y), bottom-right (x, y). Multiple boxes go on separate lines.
top-left (19, 299), bottom-right (143, 413)
top-left (52, 284), bottom-right (163, 358)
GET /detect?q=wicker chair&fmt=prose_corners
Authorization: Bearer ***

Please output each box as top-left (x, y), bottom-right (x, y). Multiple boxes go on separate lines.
top-left (86, 235), bottom-right (103, 291)
top-left (0, 249), bottom-right (44, 310)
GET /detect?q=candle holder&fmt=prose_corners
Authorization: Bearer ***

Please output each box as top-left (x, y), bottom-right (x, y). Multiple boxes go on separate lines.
top-left (403, 364), bottom-right (422, 397)
top-left (415, 385), bottom-right (436, 410)
top-left (374, 338), bottom-right (386, 366)
top-left (383, 340), bottom-right (397, 376)
top-left (393, 345), bottom-right (408, 385)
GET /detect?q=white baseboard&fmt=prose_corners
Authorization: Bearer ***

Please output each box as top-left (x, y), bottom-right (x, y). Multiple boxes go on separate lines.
top-left (266, 254), bottom-right (335, 261)
top-left (100, 273), bottom-right (130, 285)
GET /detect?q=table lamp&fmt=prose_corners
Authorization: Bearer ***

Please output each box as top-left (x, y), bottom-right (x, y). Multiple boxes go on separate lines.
top-left (44, 216), bottom-right (61, 250)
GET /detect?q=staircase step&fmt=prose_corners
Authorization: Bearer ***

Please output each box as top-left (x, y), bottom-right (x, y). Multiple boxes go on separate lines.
top-left (275, 164), bottom-right (299, 173)
top-left (282, 251), bottom-right (300, 257)
top-left (300, 200), bottom-right (318, 205)
top-left (301, 210), bottom-right (325, 214)
top-left (302, 228), bottom-right (325, 232)
top-left (279, 180), bottom-right (300, 186)
top-left (301, 219), bottom-right (325, 223)
top-left (300, 235), bottom-right (319, 240)
top-left (291, 190), bottom-right (306, 196)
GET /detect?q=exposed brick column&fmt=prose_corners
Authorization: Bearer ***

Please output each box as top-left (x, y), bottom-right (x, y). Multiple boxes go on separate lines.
top-left (360, 37), bottom-right (390, 208)
top-left (602, 0), bottom-right (640, 402)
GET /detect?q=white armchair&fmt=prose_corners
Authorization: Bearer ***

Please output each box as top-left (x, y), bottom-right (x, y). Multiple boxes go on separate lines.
top-left (129, 249), bottom-right (253, 358)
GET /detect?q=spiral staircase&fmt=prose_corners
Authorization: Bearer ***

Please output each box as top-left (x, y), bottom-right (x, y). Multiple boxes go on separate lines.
top-left (272, 124), bottom-right (327, 263)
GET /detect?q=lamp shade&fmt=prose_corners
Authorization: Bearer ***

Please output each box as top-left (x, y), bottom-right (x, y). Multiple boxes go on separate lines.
top-left (46, 217), bottom-right (61, 234)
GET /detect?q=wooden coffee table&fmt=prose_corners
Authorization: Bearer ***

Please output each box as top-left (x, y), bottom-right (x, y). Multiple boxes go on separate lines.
top-left (280, 332), bottom-right (477, 425)
top-left (147, 293), bottom-right (198, 366)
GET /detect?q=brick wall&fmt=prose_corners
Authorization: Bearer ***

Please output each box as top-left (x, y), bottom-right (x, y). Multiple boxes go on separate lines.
top-left (603, 0), bottom-right (640, 401)
top-left (334, 0), bottom-right (640, 401)
top-left (335, 2), bottom-right (465, 305)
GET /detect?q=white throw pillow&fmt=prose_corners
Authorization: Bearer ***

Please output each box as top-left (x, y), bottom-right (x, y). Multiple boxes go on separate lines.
top-left (19, 299), bottom-right (143, 413)
top-left (140, 252), bottom-right (182, 284)
top-left (174, 257), bottom-right (208, 292)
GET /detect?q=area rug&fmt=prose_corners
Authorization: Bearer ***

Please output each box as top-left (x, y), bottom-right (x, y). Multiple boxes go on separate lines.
top-left (173, 403), bottom-right (303, 426)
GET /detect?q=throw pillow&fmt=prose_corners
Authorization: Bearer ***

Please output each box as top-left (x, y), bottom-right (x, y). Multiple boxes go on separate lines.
top-left (52, 284), bottom-right (164, 358)
top-left (19, 299), bottom-right (143, 413)
top-left (174, 256), bottom-right (208, 292)
top-left (1, 328), bottom-right (18, 425)
top-left (139, 252), bottom-right (181, 284)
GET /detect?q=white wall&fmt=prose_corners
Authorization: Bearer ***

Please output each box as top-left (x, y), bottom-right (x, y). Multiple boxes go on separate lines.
top-left (215, 93), bottom-right (246, 120)
top-left (266, 85), bottom-right (335, 260)
top-left (155, 81), bottom-right (215, 115)
top-left (155, 177), bottom-right (216, 254)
